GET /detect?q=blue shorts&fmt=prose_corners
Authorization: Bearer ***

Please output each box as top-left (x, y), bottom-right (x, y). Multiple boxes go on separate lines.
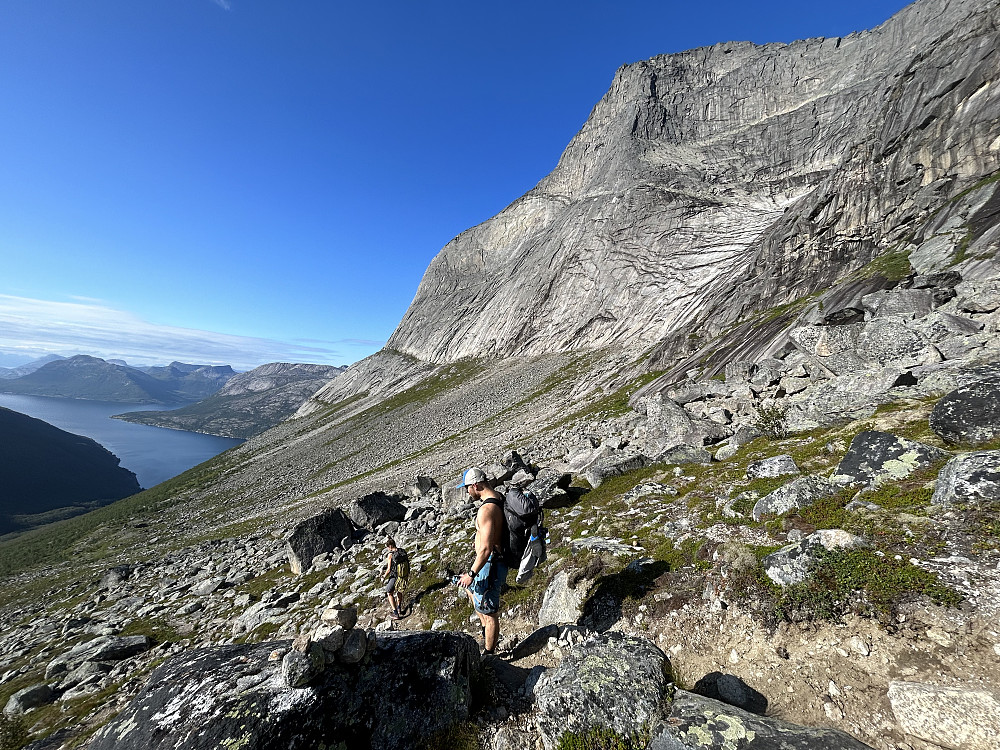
top-left (470, 556), bottom-right (508, 615)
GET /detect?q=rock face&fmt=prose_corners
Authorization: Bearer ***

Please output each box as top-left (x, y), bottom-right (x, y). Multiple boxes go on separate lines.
top-left (115, 362), bottom-right (346, 439)
top-left (537, 570), bottom-right (588, 626)
top-left (348, 491), bottom-right (407, 530)
top-left (929, 375), bottom-right (1000, 446)
top-left (88, 631), bottom-right (479, 750)
top-left (532, 633), bottom-right (671, 750)
top-left (380, 0), bottom-right (1000, 369)
top-left (0, 407), bottom-right (141, 535)
top-left (888, 681), bottom-right (1000, 750)
top-left (751, 476), bottom-right (843, 522)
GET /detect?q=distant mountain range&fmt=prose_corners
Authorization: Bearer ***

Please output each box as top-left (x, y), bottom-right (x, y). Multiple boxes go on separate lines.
top-left (0, 406), bottom-right (141, 536)
top-left (0, 355), bottom-right (236, 404)
top-left (114, 362), bottom-right (346, 438)
top-left (0, 354), bottom-right (66, 380)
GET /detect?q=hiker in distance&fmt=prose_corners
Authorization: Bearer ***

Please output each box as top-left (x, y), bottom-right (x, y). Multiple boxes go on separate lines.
top-left (381, 538), bottom-right (408, 620)
top-left (456, 467), bottom-right (508, 655)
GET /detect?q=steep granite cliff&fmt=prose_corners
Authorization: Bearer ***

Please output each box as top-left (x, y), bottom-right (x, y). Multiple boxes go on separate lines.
top-left (383, 0), bottom-right (999, 369)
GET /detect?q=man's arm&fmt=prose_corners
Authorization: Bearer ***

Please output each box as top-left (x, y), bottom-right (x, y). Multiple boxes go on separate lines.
top-left (459, 504), bottom-right (500, 587)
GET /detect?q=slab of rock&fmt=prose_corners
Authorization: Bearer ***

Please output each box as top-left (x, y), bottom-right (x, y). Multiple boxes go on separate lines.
top-left (762, 530), bottom-right (867, 586)
top-left (3, 684), bottom-right (54, 715)
top-left (746, 454), bottom-right (799, 479)
top-left (751, 476), bottom-right (844, 522)
top-left (831, 431), bottom-right (947, 487)
top-left (929, 375), bottom-right (1000, 446)
top-left (888, 681), bottom-right (1000, 750)
top-left (533, 633), bottom-right (671, 750)
top-left (88, 632), bottom-right (479, 750)
top-left (286, 508), bottom-right (354, 574)
top-left (537, 571), bottom-right (587, 626)
top-left (931, 451), bottom-right (1000, 506)
top-left (583, 453), bottom-right (649, 488)
top-left (861, 288), bottom-right (935, 320)
top-left (402, 475), bottom-right (438, 498)
top-left (348, 491), bottom-right (407, 530)
top-left (649, 690), bottom-right (874, 749)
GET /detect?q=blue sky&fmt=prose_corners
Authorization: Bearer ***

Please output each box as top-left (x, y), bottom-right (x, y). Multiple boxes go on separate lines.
top-left (0, 0), bottom-right (911, 370)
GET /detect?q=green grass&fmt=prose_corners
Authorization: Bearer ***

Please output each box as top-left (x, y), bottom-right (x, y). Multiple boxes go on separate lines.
top-left (119, 617), bottom-right (182, 645)
top-left (556, 725), bottom-right (651, 750)
top-left (0, 714), bottom-right (28, 750)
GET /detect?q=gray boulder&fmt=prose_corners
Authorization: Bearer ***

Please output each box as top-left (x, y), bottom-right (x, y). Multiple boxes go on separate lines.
top-left (657, 445), bottom-right (713, 465)
top-left (929, 375), bottom-right (1000, 446)
top-left (533, 633), bottom-right (671, 750)
top-left (281, 641), bottom-right (326, 688)
top-left (649, 690), bottom-right (874, 749)
top-left (751, 476), bottom-right (843, 522)
top-left (348, 491), bottom-right (407, 530)
top-left (526, 469), bottom-right (572, 508)
top-left (762, 530), bottom-right (867, 586)
top-left (537, 571), bottom-right (588, 626)
top-left (888, 680), bottom-right (1000, 750)
top-left (855, 319), bottom-right (936, 367)
top-left (860, 288), bottom-right (935, 320)
top-left (931, 451), bottom-right (1000, 506)
top-left (54, 636), bottom-right (153, 673)
top-left (88, 632), bottom-right (479, 750)
top-left (3, 684), bottom-right (54, 715)
top-left (286, 508), bottom-right (354, 575)
top-left (402, 475), bottom-right (438, 498)
top-left (746, 455), bottom-right (799, 479)
top-left (832, 431), bottom-right (947, 487)
top-left (583, 453), bottom-right (649, 488)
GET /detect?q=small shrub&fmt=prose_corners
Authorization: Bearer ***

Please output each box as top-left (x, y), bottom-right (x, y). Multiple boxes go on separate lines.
top-left (754, 403), bottom-right (789, 439)
top-left (426, 722), bottom-right (480, 750)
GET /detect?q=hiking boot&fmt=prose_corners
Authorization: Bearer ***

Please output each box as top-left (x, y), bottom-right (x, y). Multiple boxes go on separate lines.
top-left (390, 610), bottom-right (404, 620)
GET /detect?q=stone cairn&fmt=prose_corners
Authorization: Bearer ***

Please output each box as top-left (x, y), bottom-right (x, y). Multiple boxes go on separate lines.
top-left (275, 602), bottom-right (373, 688)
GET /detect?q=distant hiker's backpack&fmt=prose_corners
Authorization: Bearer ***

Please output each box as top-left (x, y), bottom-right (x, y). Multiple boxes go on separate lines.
top-left (500, 487), bottom-right (547, 583)
top-left (392, 548), bottom-right (410, 588)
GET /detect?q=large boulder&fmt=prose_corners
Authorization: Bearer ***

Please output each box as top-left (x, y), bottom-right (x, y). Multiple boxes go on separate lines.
top-left (286, 508), bottom-right (354, 574)
top-left (348, 491), bottom-right (407, 530)
top-left (649, 690), bottom-right (874, 749)
top-left (930, 451), bottom-right (1000, 506)
top-left (751, 476), bottom-right (844, 522)
top-left (46, 635), bottom-right (153, 677)
top-left (532, 633), bottom-right (671, 750)
top-left (762, 530), bottom-right (867, 586)
top-left (3, 684), bottom-right (54, 715)
top-left (831, 431), bottom-right (947, 487)
top-left (746, 455), bottom-right (799, 479)
top-left (929, 375), bottom-right (1000, 446)
top-left (888, 681), bottom-right (1000, 750)
top-left (527, 469), bottom-right (572, 508)
top-left (583, 453), bottom-right (649, 489)
top-left (88, 631), bottom-right (479, 750)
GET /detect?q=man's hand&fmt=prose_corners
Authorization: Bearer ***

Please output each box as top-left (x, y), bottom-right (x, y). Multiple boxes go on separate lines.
top-left (458, 573), bottom-right (473, 588)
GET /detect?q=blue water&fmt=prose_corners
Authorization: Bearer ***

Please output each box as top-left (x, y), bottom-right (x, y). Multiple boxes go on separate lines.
top-left (0, 394), bottom-right (243, 490)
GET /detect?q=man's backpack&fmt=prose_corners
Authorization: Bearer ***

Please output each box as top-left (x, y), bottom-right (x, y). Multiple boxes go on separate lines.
top-left (392, 548), bottom-right (410, 588)
top-left (500, 488), bottom-right (547, 582)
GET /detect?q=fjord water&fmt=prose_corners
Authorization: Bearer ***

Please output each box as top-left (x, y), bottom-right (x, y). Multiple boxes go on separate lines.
top-left (0, 394), bottom-right (242, 490)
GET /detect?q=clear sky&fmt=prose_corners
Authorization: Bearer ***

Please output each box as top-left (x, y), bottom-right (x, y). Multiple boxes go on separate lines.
top-left (0, 0), bottom-right (912, 370)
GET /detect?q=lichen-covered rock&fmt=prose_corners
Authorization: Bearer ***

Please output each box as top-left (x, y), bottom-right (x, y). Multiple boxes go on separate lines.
top-left (888, 681), bottom-right (1000, 750)
top-left (762, 530), bottom-right (867, 586)
top-left (281, 641), bottom-right (325, 688)
top-left (831, 431), bottom-right (947, 487)
top-left (751, 476), bottom-right (843, 522)
top-left (88, 631), bottom-right (479, 750)
top-left (337, 628), bottom-right (369, 665)
top-left (929, 375), bottom-right (1000, 446)
top-left (348, 491), bottom-right (407, 530)
top-left (527, 469), bottom-right (572, 508)
top-left (533, 633), bottom-right (671, 750)
top-left (746, 454), bottom-right (798, 479)
top-left (649, 690), bottom-right (874, 748)
top-left (930, 451), bottom-right (1000, 506)
top-left (286, 508), bottom-right (354, 575)
top-left (321, 603), bottom-right (359, 630)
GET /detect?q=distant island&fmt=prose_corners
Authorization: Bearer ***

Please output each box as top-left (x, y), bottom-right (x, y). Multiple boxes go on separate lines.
top-left (114, 362), bottom-right (346, 438)
top-left (0, 406), bottom-right (141, 536)
top-left (0, 354), bottom-right (236, 404)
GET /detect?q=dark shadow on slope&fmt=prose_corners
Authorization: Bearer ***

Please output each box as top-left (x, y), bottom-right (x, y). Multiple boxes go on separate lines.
top-left (580, 560), bottom-right (672, 632)
top-left (692, 671), bottom-right (769, 715)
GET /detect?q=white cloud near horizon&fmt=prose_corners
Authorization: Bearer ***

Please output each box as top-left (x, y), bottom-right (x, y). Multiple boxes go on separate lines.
top-left (0, 295), bottom-right (380, 370)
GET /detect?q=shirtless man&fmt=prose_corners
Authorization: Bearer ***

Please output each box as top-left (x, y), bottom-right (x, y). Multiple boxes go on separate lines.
top-left (456, 467), bottom-right (508, 655)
